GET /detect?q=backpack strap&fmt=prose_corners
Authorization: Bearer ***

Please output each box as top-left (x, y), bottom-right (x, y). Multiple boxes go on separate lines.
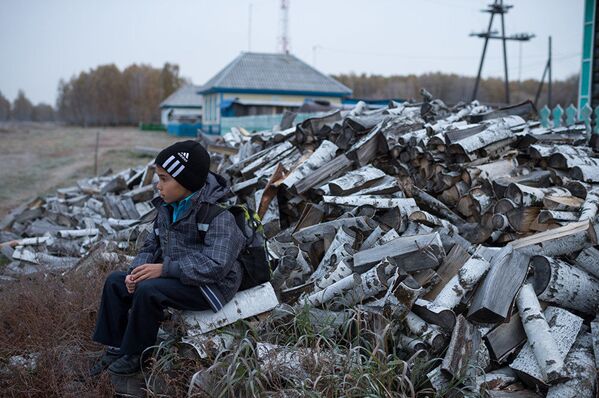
top-left (195, 202), bottom-right (228, 242)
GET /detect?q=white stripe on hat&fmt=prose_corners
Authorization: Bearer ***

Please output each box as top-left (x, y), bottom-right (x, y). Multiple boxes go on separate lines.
top-left (162, 155), bottom-right (175, 169)
top-left (172, 164), bottom-right (185, 177)
top-left (167, 160), bottom-right (180, 174)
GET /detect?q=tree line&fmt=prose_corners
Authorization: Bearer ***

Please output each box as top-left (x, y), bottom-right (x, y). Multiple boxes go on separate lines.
top-left (56, 63), bottom-right (184, 126)
top-left (333, 72), bottom-right (578, 109)
top-left (0, 66), bottom-right (579, 126)
top-left (0, 90), bottom-right (56, 122)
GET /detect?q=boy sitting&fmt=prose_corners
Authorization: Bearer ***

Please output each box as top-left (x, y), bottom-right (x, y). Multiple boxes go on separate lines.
top-left (91, 140), bottom-right (245, 376)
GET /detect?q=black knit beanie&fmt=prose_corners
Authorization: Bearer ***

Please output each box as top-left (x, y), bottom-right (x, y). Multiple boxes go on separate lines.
top-left (155, 140), bottom-right (211, 192)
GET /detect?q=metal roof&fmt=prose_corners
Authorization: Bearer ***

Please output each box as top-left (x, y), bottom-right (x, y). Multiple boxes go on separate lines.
top-left (199, 52), bottom-right (352, 96)
top-left (160, 85), bottom-right (203, 108)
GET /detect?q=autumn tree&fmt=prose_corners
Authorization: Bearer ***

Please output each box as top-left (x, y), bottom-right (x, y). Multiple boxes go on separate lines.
top-left (0, 91), bottom-right (10, 121)
top-left (56, 62), bottom-right (184, 126)
top-left (11, 90), bottom-right (34, 121)
top-left (32, 104), bottom-right (55, 121)
top-left (333, 72), bottom-right (579, 108)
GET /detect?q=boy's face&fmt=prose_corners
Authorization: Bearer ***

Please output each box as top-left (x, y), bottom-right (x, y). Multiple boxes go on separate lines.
top-left (155, 165), bottom-right (192, 203)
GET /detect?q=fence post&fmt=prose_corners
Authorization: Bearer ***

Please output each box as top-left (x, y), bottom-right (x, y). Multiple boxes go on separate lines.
top-left (565, 104), bottom-right (577, 126)
top-left (539, 106), bottom-right (551, 128)
top-left (580, 104), bottom-right (593, 135)
top-left (552, 105), bottom-right (564, 128)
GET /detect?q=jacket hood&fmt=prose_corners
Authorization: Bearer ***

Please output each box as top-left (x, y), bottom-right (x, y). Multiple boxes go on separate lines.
top-left (193, 171), bottom-right (231, 204)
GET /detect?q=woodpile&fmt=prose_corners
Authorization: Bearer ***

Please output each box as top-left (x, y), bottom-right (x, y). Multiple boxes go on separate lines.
top-left (200, 96), bottom-right (599, 396)
top-left (2, 94), bottom-right (598, 396)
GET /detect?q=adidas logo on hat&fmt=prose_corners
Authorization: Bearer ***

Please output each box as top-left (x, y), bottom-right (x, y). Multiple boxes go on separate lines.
top-left (178, 152), bottom-right (189, 162)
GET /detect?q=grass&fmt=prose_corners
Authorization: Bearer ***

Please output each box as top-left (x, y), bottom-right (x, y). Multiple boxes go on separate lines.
top-left (0, 123), bottom-right (182, 217)
top-left (0, 260), bottom-right (121, 397)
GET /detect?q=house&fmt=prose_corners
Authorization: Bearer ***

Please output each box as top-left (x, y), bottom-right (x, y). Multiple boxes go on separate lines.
top-left (199, 52), bottom-right (352, 134)
top-left (159, 85), bottom-right (203, 136)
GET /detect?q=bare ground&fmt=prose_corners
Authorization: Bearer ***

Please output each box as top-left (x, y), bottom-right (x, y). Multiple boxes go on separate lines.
top-left (0, 123), bottom-right (183, 218)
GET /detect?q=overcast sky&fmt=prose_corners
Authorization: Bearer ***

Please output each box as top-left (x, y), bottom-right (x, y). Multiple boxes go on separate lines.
top-left (0, 0), bottom-right (584, 105)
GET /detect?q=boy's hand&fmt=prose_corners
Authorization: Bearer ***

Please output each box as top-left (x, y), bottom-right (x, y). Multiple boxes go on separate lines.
top-left (130, 263), bottom-right (163, 282)
top-left (125, 274), bottom-right (136, 294)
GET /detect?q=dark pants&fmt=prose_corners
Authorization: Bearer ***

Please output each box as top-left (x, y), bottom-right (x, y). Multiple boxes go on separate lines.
top-left (93, 271), bottom-right (210, 354)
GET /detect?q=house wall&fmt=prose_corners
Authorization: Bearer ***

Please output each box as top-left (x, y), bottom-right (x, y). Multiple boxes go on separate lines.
top-left (161, 107), bottom-right (203, 125)
top-left (202, 91), bottom-right (343, 135)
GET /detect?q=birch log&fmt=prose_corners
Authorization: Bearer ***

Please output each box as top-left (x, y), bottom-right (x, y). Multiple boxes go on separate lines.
top-left (546, 332), bottom-right (596, 398)
top-left (314, 258), bottom-right (353, 292)
top-left (467, 245), bottom-right (529, 323)
top-left (352, 232), bottom-right (445, 273)
top-left (511, 220), bottom-right (597, 256)
top-left (432, 247), bottom-right (490, 310)
top-left (531, 255), bottom-right (599, 315)
top-left (304, 263), bottom-right (387, 309)
top-left (448, 116), bottom-right (523, 154)
top-left (281, 140), bottom-right (338, 189)
top-left (578, 188), bottom-right (599, 221)
top-left (405, 312), bottom-right (446, 352)
top-left (548, 153), bottom-right (599, 169)
top-left (441, 314), bottom-right (481, 379)
top-left (513, 290), bottom-right (567, 384)
top-left (412, 298), bottom-right (456, 330)
top-left (292, 216), bottom-right (376, 244)
top-left (571, 164), bottom-right (599, 183)
top-left (326, 165), bottom-right (386, 195)
top-left (322, 195), bottom-right (418, 214)
top-left (574, 247), bottom-right (599, 278)
top-left (542, 194), bottom-right (583, 211)
top-left (241, 141), bottom-right (294, 177)
top-left (312, 226), bottom-right (356, 280)
top-left (504, 183), bottom-right (571, 207)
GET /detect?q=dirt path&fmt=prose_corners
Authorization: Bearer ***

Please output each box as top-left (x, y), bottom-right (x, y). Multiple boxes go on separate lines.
top-left (0, 123), bottom-right (182, 217)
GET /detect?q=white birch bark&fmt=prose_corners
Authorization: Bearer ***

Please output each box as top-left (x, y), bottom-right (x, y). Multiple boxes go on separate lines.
top-left (546, 332), bottom-right (596, 398)
top-left (571, 164), bottom-right (599, 183)
top-left (322, 195), bottom-right (418, 215)
top-left (537, 210), bottom-right (579, 223)
top-left (450, 116), bottom-right (524, 154)
top-left (241, 141), bottom-right (294, 176)
top-left (532, 255), bottom-right (599, 315)
top-left (56, 228), bottom-right (99, 238)
top-left (327, 165), bottom-right (386, 195)
top-left (359, 226), bottom-right (385, 250)
top-left (504, 183), bottom-right (571, 207)
top-left (292, 216), bottom-right (377, 244)
top-left (405, 312), bottom-right (446, 352)
top-left (574, 247), bottom-right (599, 278)
top-left (578, 188), bottom-right (599, 221)
top-left (314, 258), bottom-right (353, 292)
top-left (398, 334), bottom-right (427, 354)
top-left (282, 140), bottom-right (338, 189)
top-left (432, 249), bottom-right (490, 310)
top-left (511, 220), bottom-right (596, 257)
top-left (305, 263), bottom-right (387, 309)
top-left (513, 290), bottom-right (568, 383)
top-left (312, 225), bottom-right (356, 280)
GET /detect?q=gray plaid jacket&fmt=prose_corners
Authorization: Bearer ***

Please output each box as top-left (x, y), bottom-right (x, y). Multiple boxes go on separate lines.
top-left (128, 172), bottom-right (245, 312)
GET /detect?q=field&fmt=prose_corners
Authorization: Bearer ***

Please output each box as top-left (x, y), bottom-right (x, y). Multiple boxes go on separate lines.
top-left (0, 123), bottom-right (182, 218)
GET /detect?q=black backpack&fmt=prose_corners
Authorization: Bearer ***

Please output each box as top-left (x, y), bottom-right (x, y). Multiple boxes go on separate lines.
top-left (195, 203), bottom-right (271, 290)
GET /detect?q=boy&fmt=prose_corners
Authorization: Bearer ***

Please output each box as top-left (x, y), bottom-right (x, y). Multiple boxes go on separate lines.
top-left (91, 140), bottom-right (245, 376)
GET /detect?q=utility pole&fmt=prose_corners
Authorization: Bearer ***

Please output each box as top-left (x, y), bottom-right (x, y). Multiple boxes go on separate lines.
top-left (278, 0), bottom-right (290, 54)
top-left (470, 0), bottom-right (534, 104)
top-left (534, 36), bottom-right (553, 108)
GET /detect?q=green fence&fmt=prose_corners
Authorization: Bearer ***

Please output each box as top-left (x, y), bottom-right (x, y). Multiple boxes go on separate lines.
top-left (539, 104), bottom-right (599, 134)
